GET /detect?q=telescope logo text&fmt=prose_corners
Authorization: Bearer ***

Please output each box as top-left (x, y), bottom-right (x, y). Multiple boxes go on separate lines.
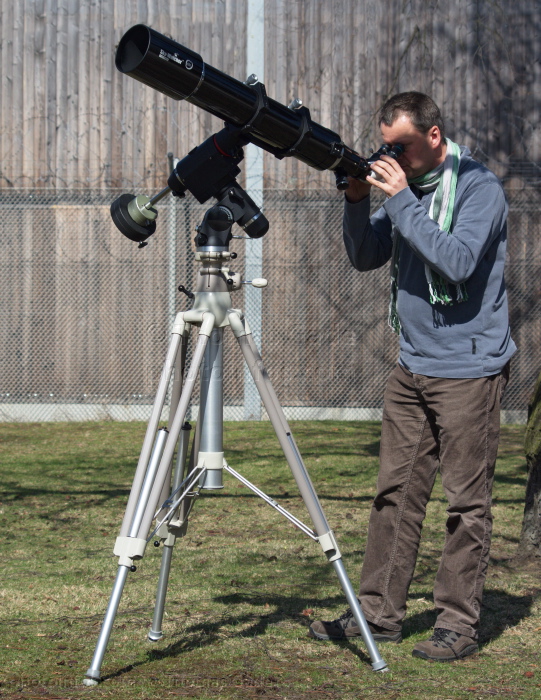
top-left (159, 49), bottom-right (194, 70)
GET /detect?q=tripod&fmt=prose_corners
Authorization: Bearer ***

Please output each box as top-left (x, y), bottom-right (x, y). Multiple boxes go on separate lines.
top-left (83, 205), bottom-right (388, 685)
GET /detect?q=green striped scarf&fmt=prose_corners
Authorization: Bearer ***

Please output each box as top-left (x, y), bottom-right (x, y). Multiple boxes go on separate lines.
top-left (388, 138), bottom-right (467, 334)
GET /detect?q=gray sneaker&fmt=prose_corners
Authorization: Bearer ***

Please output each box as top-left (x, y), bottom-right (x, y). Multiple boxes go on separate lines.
top-left (308, 608), bottom-right (402, 642)
top-left (412, 628), bottom-right (478, 661)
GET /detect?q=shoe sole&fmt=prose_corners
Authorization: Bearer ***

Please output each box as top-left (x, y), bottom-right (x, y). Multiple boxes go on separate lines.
top-left (412, 644), bottom-right (478, 661)
top-left (308, 628), bottom-right (402, 643)
top-left (308, 628), bottom-right (359, 641)
top-left (370, 632), bottom-right (402, 644)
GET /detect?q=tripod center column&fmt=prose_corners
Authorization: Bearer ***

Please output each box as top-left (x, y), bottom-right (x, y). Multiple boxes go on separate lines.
top-left (199, 327), bottom-right (225, 489)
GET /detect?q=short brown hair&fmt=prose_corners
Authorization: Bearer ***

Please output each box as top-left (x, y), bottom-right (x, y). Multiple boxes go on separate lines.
top-left (379, 92), bottom-right (445, 140)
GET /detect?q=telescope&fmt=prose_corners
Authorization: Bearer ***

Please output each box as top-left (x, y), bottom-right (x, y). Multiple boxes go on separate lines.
top-left (112, 25), bottom-right (403, 244)
top-left (116, 25), bottom-right (369, 177)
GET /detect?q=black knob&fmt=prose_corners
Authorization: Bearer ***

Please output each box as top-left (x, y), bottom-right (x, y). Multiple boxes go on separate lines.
top-left (178, 285), bottom-right (194, 299)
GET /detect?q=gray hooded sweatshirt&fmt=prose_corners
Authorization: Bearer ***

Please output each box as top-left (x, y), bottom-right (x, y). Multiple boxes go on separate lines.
top-left (343, 147), bottom-right (516, 378)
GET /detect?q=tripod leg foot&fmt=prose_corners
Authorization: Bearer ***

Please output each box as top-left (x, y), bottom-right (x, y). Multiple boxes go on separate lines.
top-left (148, 544), bottom-right (173, 641)
top-left (83, 675), bottom-right (100, 687)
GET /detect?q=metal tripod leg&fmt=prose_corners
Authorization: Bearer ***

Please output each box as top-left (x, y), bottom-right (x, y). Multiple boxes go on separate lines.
top-left (133, 314), bottom-right (215, 542)
top-left (149, 324), bottom-right (224, 639)
top-left (147, 344), bottom-right (192, 642)
top-left (84, 428), bottom-right (169, 685)
top-left (118, 314), bottom-right (187, 538)
top-left (148, 421), bottom-right (194, 641)
top-left (229, 311), bottom-right (388, 672)
top-left (150, 327), bottom-right (191, 530)
top-left (84, 314), bottom-right (215, 686)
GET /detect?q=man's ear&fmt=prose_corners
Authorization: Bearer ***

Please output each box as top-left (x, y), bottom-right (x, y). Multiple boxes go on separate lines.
top-left (429, 125), bottom-right (442, 148)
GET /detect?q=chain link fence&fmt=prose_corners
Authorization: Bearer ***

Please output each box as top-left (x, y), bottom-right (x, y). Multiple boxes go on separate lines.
top-left (1, 187), bottom-right (539, 423)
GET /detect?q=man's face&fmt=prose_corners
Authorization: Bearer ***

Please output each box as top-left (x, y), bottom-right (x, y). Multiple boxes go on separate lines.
top-left (380, 113), bottom-right (445, 180)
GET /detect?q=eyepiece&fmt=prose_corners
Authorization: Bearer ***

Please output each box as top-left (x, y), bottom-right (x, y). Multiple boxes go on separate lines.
top-left (387, 143), bottom-right (404, 158)
top-left (366, 143), bottom-right (405, 181)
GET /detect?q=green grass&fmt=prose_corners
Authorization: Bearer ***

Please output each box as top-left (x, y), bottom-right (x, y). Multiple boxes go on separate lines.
top-left (0, 421), bottom-right (539, 699)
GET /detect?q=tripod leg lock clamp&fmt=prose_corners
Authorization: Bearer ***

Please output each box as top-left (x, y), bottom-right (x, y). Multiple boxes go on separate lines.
top-left (181, 310), bottom-right (216, 337)
top-left (114, 536), bottom-right (148, 567)
top-left (155, 519), bottom-right (189, 544)
top-left (228, 311), bottom-right (247, 338)
top-left (317, 530), bottom-right (341, 562)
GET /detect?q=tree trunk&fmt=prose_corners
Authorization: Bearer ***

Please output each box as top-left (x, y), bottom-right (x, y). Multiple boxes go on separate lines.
top-left (517, 369), bottom-right (541, 559)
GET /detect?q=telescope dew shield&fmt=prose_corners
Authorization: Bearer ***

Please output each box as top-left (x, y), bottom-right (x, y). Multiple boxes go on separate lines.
top-left (115, 25), bottom-right (370, 179)
top-left (116, 25), bottom-right (257, 124)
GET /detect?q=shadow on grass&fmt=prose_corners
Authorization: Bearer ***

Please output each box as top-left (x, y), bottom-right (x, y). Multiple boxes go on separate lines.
top-left (402, 588), bottom-right (534, 647)
top-left (2, 483), bottom-right (130, 502)
top-left (96, 584), bottom-right (534, 683)
top-left (98, 590), bottom-right (371, 683)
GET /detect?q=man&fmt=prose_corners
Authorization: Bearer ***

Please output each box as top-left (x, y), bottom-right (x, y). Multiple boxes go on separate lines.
top-left (309, 92), bottom-right (515, 661)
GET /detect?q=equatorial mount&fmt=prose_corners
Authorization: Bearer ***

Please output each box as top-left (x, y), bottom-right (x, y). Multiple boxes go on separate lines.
top-left (111, 125), bottom-right (269, 246)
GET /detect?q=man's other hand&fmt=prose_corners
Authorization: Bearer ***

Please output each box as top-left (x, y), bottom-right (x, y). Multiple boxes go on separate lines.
top-left (344, 177), bottom-right (372, 203)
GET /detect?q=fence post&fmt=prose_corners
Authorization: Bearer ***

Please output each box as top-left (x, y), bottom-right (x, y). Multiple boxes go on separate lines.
top-left (243, 0), bottom-right (265, 420)
top-left (167, 153), bottom-right (180, 329)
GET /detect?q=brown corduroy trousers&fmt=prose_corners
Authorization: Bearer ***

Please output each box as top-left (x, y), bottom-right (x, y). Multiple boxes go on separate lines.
top-left (359, 363), bottom-right (509, 639)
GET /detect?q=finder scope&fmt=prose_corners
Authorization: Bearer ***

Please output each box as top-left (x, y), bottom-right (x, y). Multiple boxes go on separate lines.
top-left (115, 25), bottom-right (370, 180)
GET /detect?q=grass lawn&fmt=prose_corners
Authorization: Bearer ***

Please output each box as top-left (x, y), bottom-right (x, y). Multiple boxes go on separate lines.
top-left (0, 421), bottom-right (539, 699)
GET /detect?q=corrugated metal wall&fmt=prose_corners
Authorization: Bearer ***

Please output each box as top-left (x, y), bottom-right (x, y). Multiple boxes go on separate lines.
top-left (0, 0), bottom-right (539, 190)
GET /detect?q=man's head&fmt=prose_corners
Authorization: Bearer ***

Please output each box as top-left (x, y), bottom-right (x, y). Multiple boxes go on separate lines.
top-left (377, 92), bottom-right (447, 179)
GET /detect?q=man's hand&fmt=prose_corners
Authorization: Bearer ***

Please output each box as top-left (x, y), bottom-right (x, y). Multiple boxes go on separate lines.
top-left (344, 177), bottom-right (372, 203)
top-left (366, 155), bottom-right (408, 198)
